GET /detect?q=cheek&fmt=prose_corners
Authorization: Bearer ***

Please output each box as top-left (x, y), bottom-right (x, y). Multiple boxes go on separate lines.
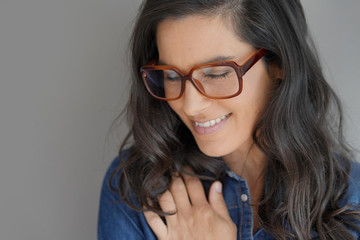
top-left (229, 99), bottom-right (258, 132)
top-left (232, 74), bottom-right (272, 127)
top-left (242, 66), bottom-right (273, 107)
top-left (167, 101), bottom-right (182, 119)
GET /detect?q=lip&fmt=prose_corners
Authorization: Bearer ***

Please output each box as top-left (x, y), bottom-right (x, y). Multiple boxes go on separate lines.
top-left (192, 113), bottom-right (231, 135)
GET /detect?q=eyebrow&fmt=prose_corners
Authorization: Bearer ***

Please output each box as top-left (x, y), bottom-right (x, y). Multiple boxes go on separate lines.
top-left (157, 55), bottom-right (236, 66)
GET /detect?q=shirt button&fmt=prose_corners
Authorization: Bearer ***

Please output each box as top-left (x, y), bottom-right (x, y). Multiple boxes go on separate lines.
top-left (241, 194), bottom-right (248, 202)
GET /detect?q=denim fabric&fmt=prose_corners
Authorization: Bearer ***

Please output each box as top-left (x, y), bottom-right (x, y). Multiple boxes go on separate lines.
top-left (98, 155), bottom-right (360, 240)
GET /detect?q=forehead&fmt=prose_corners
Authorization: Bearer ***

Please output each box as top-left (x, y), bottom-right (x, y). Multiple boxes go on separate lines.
top-left (156, 14), bottom-right (253, 71)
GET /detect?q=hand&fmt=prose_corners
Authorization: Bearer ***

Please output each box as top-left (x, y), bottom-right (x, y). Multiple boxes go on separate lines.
top-left (143, 170), bottom-right (237, 240)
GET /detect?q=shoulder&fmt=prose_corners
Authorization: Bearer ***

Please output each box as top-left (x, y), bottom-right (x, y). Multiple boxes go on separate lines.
top-left (347, 160), bottom-right (360, 203)
top-left (338, 160), bottom-right (360, 238)
top-left (340, 160), bottom-right (360, 207)
top-left (97, 151), bottom-right (156, 240)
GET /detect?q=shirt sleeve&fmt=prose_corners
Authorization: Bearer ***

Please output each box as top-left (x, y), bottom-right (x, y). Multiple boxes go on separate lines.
top-left (97, 157), bottom-right (152, 240)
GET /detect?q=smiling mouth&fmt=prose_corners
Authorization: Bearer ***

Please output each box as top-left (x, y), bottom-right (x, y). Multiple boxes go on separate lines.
top-left (195, 115), bottom-right (227, 128)
top-left (195, 113), bottom-right (231, 128)
top-left (192, 113), bottom-right (231, 135)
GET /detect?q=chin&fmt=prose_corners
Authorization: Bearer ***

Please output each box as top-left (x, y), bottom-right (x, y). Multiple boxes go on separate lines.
top-left (196, 142), bottom-right (229, 158)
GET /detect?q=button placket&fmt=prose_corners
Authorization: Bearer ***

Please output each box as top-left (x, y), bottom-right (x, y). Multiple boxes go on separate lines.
top-left (225, 171), bottom-right (255, 240)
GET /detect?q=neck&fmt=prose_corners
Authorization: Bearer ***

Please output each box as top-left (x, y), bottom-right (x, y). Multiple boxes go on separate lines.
top-left (223, 144), bottom-right (267, 177)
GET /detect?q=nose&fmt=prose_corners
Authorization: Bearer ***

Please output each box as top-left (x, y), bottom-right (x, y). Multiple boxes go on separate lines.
top-left (182, 80), bottom-right (211, 116)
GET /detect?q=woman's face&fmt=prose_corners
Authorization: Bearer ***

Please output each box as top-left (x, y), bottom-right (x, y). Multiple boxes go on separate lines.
top-left (156, 14), bottom-right (274, 162)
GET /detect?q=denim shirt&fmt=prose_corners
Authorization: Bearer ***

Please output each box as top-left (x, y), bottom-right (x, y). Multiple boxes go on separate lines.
top-left (98, 156), bottom-right (360, 240)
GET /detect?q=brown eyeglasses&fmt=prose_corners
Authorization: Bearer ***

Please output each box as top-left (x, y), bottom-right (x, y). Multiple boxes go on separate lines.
top-left (140, 48), bottom-right (268, 101)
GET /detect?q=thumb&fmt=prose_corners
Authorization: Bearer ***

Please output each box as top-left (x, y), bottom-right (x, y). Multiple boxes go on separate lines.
top-left (209, 181), bottom-right (231, 220)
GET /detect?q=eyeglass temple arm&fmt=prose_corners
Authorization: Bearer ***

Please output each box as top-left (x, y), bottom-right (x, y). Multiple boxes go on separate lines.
top-left (147, 59), bottom-right (157, 65)
top-left (240, 49), bottom-right (268, 74)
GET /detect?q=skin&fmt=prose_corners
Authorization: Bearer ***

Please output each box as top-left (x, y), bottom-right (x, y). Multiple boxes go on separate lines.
top-left (144, 14), bottom-right (277, 239)
top-left (144, 169), bottom-right (237, 240)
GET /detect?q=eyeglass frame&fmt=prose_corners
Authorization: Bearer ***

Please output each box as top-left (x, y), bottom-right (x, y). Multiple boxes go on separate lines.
top-left (140, 48), bottom-right (268, 101)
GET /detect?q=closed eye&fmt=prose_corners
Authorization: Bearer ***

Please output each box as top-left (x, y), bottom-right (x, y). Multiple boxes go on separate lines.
top-left (164, 71), bottom-right (181, 81)
top-left (205, 72), bottom-right (230, 79)
top-left (165, 75), bottom-right (181, 81)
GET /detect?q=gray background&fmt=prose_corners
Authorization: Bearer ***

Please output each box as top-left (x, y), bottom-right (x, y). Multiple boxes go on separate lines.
top-left (0, 0), bottom-right (359, 239)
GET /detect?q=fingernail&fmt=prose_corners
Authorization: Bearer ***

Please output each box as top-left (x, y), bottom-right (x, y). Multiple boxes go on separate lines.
top-left (215, 181), bottom-right (222, 193)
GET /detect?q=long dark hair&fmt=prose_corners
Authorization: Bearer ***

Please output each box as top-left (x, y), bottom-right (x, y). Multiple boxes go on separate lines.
top-left (110, 0), bottom-right (360, 239)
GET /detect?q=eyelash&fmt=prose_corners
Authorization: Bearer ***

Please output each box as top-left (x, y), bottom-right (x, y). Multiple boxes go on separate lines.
top-left (165, 75), bottom-right (181, 81)
top-left (206, 72), bottom-right (229, 79)
top-left (164, 71), bottom-right (230, 81)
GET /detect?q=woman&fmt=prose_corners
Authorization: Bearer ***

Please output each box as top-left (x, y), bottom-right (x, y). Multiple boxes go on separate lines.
top-left (98, 0), bottom-right (360, 239)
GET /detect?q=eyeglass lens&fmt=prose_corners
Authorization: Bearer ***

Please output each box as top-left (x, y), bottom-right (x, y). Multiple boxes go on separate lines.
top-left (143, 66), bottom-right (239, 100)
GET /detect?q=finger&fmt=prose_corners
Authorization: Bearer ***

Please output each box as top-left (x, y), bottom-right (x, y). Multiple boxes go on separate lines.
top-left (143, 210), bottom-right (167, 238)
top-left (208, 181), bottom-right (231, 220)
top-left (169, 175), bottom-right (192, 211)
top-left (158, 190), bottom-right (178, 225)
top-left (181, 168), bottom-right (207, 205)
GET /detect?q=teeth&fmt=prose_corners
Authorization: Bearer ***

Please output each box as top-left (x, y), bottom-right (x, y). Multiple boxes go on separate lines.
top-left (195, 114), bottom-right (228, 128)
